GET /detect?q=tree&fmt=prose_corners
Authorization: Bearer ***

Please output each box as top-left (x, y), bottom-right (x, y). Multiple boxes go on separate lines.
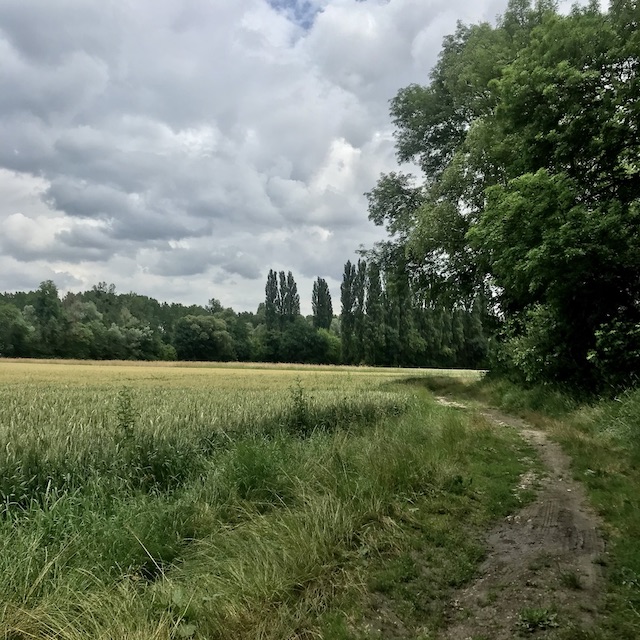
top-left (470, 170), bottom-right (640, 385)
top-left (173, 315), bottom-right (236, 361)
top-left (317, 328), bottom-right (341, 364)
top-left (364, 262), bottom-right (384, 365)
top-left (265, 270), bottom-right (279, 330)
top-left (118, 308), bottom-right (164, 361)
top-left (33, 280), bottom-right (65, 356)
top-left (277, 271), bottom-right (287, 324)
top-left (353, 260), bottom-right (367, 363)
top-left (312, 277), bottom-right (333, 330)
top-left (62, 300), bottom-right (105, 359)
top-left (340, 261), bottom-right (356, 363)
top-left (283, 271), bottom-right (300, 322)
top-left (364, 0), bottom-right (640, 388)
top-left (279, 317), bottom-right (324, 363)
top-left (206, 298), bottom-right (224, 314)
top-left (0, 303), bottom-right (31, 357)
top-left (382, 290), bottom-right (400, 366)
top-left (452, 309), bottom-right (466, 366)
top-left (464, 297), bottom-right (489, 368)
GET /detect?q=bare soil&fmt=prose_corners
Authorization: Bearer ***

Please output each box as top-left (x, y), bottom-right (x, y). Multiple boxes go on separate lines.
top-left (438, 404), bottom-right (606, 639)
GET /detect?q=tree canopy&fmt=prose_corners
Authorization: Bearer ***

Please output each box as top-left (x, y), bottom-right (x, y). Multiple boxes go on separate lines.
top-left (366, 0), bottom-right (640, 389)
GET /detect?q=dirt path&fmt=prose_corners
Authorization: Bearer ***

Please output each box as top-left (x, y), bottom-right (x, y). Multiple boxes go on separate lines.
top-left (438, 402), bottom-right (606, 639)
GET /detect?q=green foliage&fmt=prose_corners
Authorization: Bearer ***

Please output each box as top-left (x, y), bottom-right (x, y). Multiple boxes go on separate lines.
top-left (0, 303), bottom-right (31, 357)
top-left (365, 0), bottom-right (640, 390)
top-left (364, 261), bottom-right (384, 365)
top-left (288, 377), bottom-right (312, 437)
top-left (260, 270), bottom-right (333, 363)
top-left (340, 260), bottom-right (357, 364)
top-left (589, 318), bottom-right (640, 391)
top-left (317, 328), bottom-right (341, 364)
top-left (311, 277), bottom-right (333, 330)
top-left (517, 607), bottom-right (559, 634)
top-left (278, 317), bottom-right (325, 363)
top-left (338, 255), bottom-right (489, 368)
top-left (365, 172), bottom-right (424, 241)
top-left (32, 280), bottom-right (65, 357)
top-left (173, 315), bottom-right (236, 361)
top-left (274, 270), bottom-right (300, 325)
top-left (353, 259), bottom-right (367, 363)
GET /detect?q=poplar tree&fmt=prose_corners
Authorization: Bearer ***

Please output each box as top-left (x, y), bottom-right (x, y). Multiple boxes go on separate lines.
top-left (265, 270), bottom-right (279, 330)
top-left (353, 260), bottom-right (367, 364)
top-left (340, 261), bottom-right (356, 364)
top-left (364, 262), bottom-right (384, 365)
top-left (277, 271), bottom-right (287, 326)
top-left (284, 271), bottom-right (300, 321)
top-left (312, 277), bottom-right (333, 330)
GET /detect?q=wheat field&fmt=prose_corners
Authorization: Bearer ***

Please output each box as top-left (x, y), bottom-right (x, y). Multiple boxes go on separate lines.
top-left (0, 359), bottom-right (507, 640)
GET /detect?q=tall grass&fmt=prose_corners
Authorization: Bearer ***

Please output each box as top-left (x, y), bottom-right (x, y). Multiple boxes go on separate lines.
top-left (0, 375), bottom-right (407, 513)
top-left (0, 361), bottom-right (525, 639)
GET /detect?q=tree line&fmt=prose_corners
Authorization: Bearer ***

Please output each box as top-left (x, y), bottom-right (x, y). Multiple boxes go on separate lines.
top-left (0, 269), bottom-right (489, 368)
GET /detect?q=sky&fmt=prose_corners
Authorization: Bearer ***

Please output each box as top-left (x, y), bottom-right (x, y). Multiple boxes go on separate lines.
top-left (0, 0), bottom-right (582, 314)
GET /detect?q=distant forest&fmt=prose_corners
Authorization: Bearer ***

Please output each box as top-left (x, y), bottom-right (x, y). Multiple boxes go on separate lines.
top-left (0, 266), bottom-right (490, 369)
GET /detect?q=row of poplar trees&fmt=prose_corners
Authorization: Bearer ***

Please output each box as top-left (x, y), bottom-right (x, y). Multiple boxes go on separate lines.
top-left (339, 259), bottom-right (488, 368)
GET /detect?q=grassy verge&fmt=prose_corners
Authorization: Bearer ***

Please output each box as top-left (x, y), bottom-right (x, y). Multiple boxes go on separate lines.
top-left (417, 374), bottom-right (640, 640)
top-left (0, 364), bottom-right (531, 639)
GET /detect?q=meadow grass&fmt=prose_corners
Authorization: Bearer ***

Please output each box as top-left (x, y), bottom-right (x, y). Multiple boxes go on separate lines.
top-left (0, 360), bottom-right (524, 639)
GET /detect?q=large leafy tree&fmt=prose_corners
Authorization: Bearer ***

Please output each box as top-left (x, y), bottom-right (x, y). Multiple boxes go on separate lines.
top-left (32, 280), bottom-right (65, 356)
top-left (0, 303), bottom-right (31, 357)
top-left (173, 315), bottom-right (236, 361)
top-left (366, 0), bottom-right (640, 388)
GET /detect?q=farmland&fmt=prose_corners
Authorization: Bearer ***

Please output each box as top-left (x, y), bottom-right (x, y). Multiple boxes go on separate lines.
top-left (0, 359), bottom-right (536, 639)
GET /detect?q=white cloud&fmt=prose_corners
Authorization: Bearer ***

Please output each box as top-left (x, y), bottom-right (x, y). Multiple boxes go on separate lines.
top-left (0, 0), bottom-right (590, 313)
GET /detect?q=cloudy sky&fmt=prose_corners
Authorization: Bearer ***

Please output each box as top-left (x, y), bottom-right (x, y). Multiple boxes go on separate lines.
top-left (0, 0), bottom-right (579, 313)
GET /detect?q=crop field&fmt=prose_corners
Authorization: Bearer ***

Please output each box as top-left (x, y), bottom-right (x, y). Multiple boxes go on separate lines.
top-left (0, 360), bottom-right (528, 640)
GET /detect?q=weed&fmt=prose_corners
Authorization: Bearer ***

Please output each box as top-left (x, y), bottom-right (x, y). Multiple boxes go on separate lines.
top-left (289, 376), bottom-right (311, 436)
top-left (517, 607), bottom-right (559, 633)
top-left (116, 386), bottom-right (138, 441)
top-left (559, 569), bottom-right (583, 590)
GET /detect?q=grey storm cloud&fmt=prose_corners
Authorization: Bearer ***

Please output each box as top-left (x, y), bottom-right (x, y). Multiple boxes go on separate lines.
top-left (0, 263), bottom-right (83, 293)
top-left (0, 0), bottom-right (582, 311)
top-left (151, 243), bottom-right (263, 280)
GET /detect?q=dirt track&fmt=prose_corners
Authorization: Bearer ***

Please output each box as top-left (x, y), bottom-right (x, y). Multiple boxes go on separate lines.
top-left (438, 404), bottom-right (606, 639)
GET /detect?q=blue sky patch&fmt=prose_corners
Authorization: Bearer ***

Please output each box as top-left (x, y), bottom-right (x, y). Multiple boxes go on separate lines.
top-left (266, 0), bottom-right (321, 29)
